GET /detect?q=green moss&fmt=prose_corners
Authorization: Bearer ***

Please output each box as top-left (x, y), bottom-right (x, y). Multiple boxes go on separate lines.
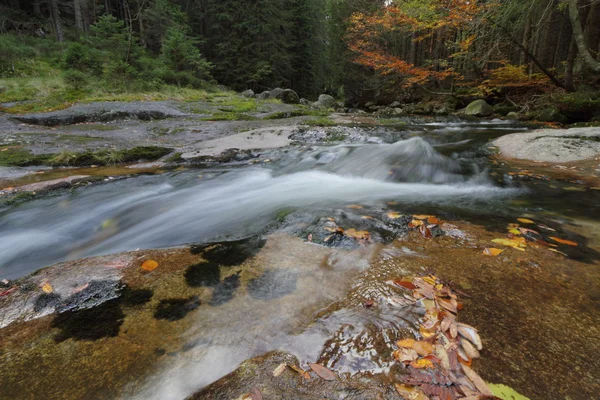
top-left (0, 147), bottom-right (51, 166)
top-left (263, 108), bottom-right (329, 120)
top-left (305, 117), bottom-right (336, 127)
top-left (200, 113), bottom-right (257, 121)
top-left (165, 152), bottom-right (183, 163)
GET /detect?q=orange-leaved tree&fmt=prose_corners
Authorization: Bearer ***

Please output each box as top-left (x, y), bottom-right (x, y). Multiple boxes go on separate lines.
top-left (345, 0), bottom-right (493, 88)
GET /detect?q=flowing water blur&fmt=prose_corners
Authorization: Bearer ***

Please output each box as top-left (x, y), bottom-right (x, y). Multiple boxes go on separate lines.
top-left (2, 119), bottom-right (599, 399)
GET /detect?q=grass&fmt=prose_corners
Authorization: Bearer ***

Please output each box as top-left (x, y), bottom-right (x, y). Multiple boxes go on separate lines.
top-left (0, 75), bottom-right (224, 114)
top-left (304, 117), bottom-right (336, 127)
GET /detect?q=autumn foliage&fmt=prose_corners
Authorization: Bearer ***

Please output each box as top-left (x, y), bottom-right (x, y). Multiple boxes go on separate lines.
top-left (346, 0), bottom-right (492, 87)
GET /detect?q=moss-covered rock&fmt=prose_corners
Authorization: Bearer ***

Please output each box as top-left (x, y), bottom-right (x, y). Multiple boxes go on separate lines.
top-left (464, 99), bottom-right (494, 117)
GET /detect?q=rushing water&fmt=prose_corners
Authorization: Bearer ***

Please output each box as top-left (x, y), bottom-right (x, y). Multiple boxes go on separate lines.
top-left (0, 121), bottom-right (528, 280)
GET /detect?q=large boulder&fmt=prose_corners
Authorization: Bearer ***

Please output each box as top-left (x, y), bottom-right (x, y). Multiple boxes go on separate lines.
top-left (257, 91), bottom-right (271, 100)
top-left (537, 108), bottom-right (568, 124)
top-left (279, 89), bottom-right (300, 104)
top-left (268, 88), bottom-right (285, 100)
top-left (313, 94), bottom-right (337, 110)
top-left (299, 98), bottom-right (311, 106)
top-left (241, 89), bottom-right (255, 98)
top-left (464, 99), bottom-right (494, 117)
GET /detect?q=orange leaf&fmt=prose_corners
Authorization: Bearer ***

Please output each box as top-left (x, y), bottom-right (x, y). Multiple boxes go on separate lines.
top-left (40, 282), bottom-right (53, 294)
top-left (517, 218), bottom-right (535, 224)
top-left (346, 204), bottom-right (363, 209)
top-left (141, 260), bottom-right (159, 271)
top-left (549, 237), bottom-right (578, 247)
top-left (482, 248), bottom-right (504, 256)
top-left (413, 214), bottom-right (435, 220)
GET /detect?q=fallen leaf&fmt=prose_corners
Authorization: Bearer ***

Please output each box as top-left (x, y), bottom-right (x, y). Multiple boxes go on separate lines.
top-left (361, 215), bottom-right (373, 219)
top-left (393, 347), bottom-right (419, 363)
top-left (387, 212), bottom-right (402, 219)
top-left (549, 237), bottom-right (578, 246)
top-left (461, 364), bottom-right (493, 395)
top-left (460, 337), bottom-right (480, 359)
top-left (288, 364), bottom-right (311, 380)
top-left (410, 219), bottom-right (424, 227)
top-left (141, 260), bottom-right (159, 271)
top-left (72, 283), bottom-right (90, 294)
top-left (427, 216), bottom-right (442, 225)
top-left (272, 363), bottom-right (287, 377)
top-left (394, 384), bottom-right (428, 400)
top-left (324, 226), bottom-right (343, 233)
top-left (517, 218), bottom-right (535, 224)
top-left (363, 299), bottom-right (375, 308)
top-left (346, 204), bottom-right (363, 209)
top-left (438, 298), bottom-right (457, 313)
top-left (491, 238), bottom-right (526, 251)
top-left (457, 323), bottom-right (482, 350)
top-left (0, 287), bottom-right (17, 297)
top-left (345, 228), bottom-right (370, 240)
top-left (413, 214), bottom-right (435, 220)
top-left (549, 248), bottom-right (567, 256)
top-left (41, 282), bottom-right (53, 294)
top-left (419, 224), bottom-right (432, 238)
top-left (435, 344), bottom-right (450, 370)
top-left (412, 341), bottom-right (434, 356)
top-left (508, 228), bottom-right (521, 235)
top-left (394, 279), bottom-right (417, 290)
top-left (308, 363), bottom-right (336, 381)
top-left (397, 338), bottom-right (417, 348)
top-left (483, 248), bottom-right (504, 256)
top-left (410, 358), bottom-right (435, 369)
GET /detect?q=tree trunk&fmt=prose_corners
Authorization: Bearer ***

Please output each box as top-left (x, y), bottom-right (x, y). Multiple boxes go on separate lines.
top-left (49, 0), bottom-right (64, 42)
top-left (569, 0), bottom-right (600, 72)
top-left (565, 38), bottom-right (578, 92)
top-left (74, 0), bottom-right (84, 31)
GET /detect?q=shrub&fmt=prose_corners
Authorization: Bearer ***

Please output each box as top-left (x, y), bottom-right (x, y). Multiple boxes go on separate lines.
top-left (62, 69), bottom-right (90, 91)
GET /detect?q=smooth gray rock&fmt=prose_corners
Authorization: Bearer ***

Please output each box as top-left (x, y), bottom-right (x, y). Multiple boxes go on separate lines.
top-left (241, 89), bottom-right (255, 98)
top-left (505, 112), bottom-right (520, 120)
top-left (464, 100), bottom-right (494, 117)
top-left (492, 127), bottom-right (600, 163)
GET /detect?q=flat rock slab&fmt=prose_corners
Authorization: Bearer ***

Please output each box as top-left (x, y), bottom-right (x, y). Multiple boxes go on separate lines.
top-left (10, 101), bottom-right (186, 126)
top-left (493, 127), bottom-right (600, 163)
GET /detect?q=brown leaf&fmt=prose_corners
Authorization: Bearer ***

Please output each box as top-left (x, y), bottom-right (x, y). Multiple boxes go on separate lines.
top-left (346, 204), bottom-right (363, 209)
top-left (345, 228), bottom-right (370, 240)
top-left (460, 337), bottom-right (480, 359)
top-left (549, 237), bottom-right (578, 247)
top-left (412, 341), bottom-right (434, 357)
top-left (393, 347), bottom-right (419, 363)
top-left (461, 364), bottom-right (493, 395)
top-left (308, 363), bottom-right (336, 381)
top-left (457, 323), bottom-right (482, 350)
top-left (449, 323), bottom-right (458, 339)
top-left (419, 224), bottom-right (432, 238)
top-left (141, 260), bottom-right (159, 271)
top-left (394, 279), bottom-right (417, 290)
top-left (438, 298), bottom-right (457, 313)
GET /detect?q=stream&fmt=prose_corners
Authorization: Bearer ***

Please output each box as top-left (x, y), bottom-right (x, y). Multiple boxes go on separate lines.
top-left (1, 118), bottom-right (599, 399)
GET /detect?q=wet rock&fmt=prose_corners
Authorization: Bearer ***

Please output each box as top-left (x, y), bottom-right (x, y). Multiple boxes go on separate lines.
top-left (464, 100), bottom-right (493, 117)
top-left (188, 351), bottom-right (396, 400)
top-left (10, 175), bottom-right (90, 194)
top-left (154, 296), bottom-right (201, 321)
top-left (505, 111), bottom-right (521, 120)
top-left (241, 89), bottom-right (255, 98)
top-left (280, 89), bottom-right (300, 104)
top-left (11, 101), bottom-right (185, 126)
top-left (537, 108), bottom-right (568, 124)
top-left (209, 273), bottom-right (241, 306)
top-left (300, 98), bottom-right (311, 106)
top-left (268, 88), bottom-right (285, 100)
top-left (247, 269), bottom-right (298, 300)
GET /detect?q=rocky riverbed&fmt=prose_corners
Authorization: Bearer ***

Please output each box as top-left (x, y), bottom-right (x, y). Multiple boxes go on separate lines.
top-left (1, 95), bottom-right (599, 400)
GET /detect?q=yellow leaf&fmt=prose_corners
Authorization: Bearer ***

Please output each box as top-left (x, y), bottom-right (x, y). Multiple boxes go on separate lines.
top-left (483, 248), bottom-right (504, 256)
top-left (41, 282), bottom-right (53, 294)
top-left (394, 384), bottom-right (428, 400)
top-left (345, 229), bottom-right (370, 240)
top-left (397, 338), bottom-right (416, 348)
top-left (517, 218), bottom-right (535, 224)
top-left (549, 237), bottom-right (578, 247)
top-left (423, 275), bottom-right (437, 285)
top-left (508, 228), bottom-right (521, 235)
top-left (386, 212), bottom-right (402, 219)
top-left (491, 238), bottom-right (526, 251)
top-left (410, 219), bottom-right (424, 227)
top-left (410, 358), bottom-right (434, 369)
top-left (141, 260), bottom-right (159, 271)
top-left (549, 248), bottom-right (567, 256)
